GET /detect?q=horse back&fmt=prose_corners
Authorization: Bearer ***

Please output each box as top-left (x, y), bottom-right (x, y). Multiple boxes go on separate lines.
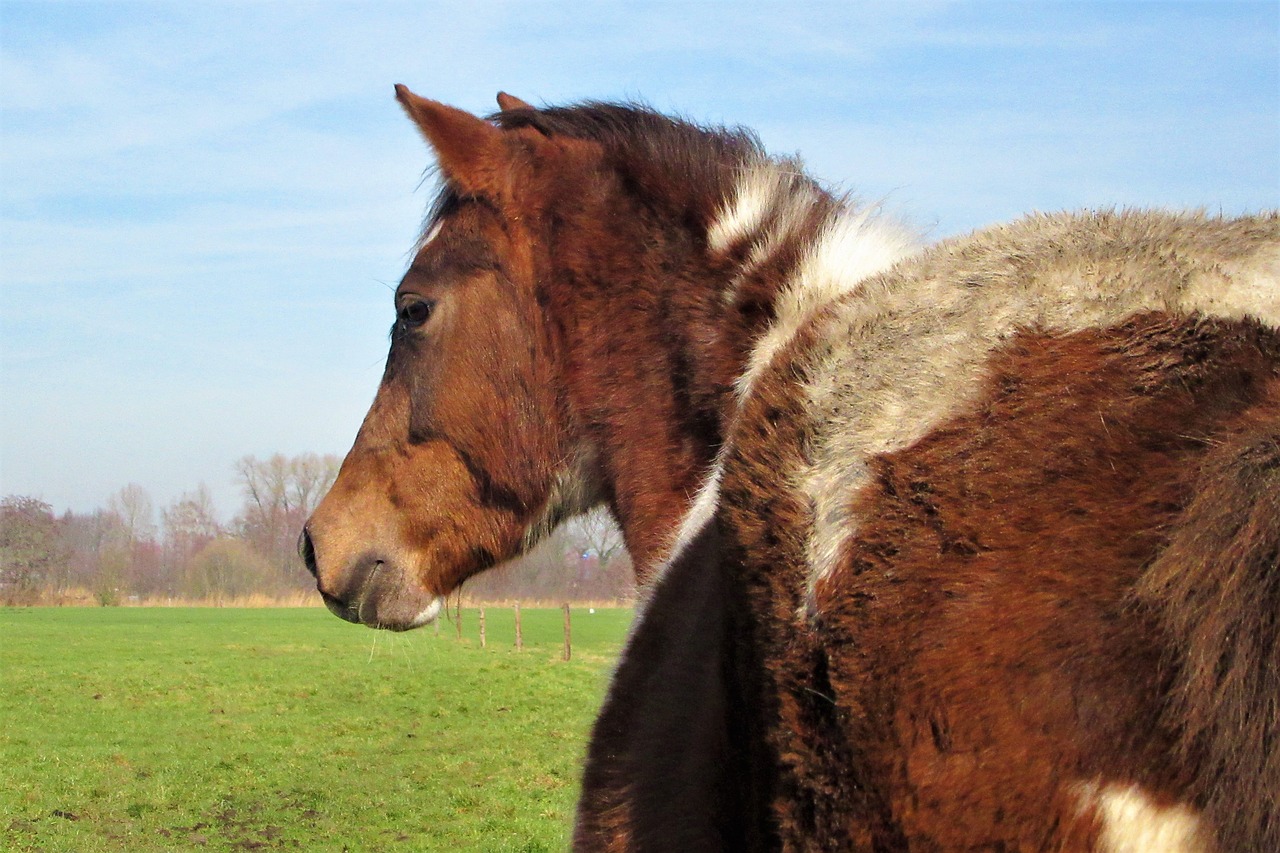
top-left (788, 313), bottom-right (1279, 850)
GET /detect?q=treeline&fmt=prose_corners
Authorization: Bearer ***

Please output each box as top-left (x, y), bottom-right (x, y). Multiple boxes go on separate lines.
top-left (0, 453), bottom-right (634, 606)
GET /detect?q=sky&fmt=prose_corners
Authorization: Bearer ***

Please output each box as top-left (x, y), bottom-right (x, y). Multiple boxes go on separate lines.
top-left (2, 1), bottom-right (1278, 522)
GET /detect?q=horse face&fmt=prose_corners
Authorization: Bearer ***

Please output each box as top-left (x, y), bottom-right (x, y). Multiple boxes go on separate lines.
top-left (303, 90), bottom-right (586, 630)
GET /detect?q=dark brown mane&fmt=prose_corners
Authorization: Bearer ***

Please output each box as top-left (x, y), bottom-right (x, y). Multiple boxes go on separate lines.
top-left (416, 103), bottom-right (763, 256)
top-left (492, 100), bottom-right (762, 161)
top-left (496, 101), bottom-right (766, 223)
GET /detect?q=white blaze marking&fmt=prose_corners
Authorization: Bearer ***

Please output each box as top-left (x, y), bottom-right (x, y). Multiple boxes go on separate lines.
top-left (414, 220), bottom-right (445, 255)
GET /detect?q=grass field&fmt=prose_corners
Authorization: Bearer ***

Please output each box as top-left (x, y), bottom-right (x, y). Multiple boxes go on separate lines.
top-left (0, 606), bottom-right (633, 852)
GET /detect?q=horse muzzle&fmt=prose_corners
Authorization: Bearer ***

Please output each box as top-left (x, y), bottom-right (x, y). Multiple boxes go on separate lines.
top-left (301, 527), bottom-right (444, 631)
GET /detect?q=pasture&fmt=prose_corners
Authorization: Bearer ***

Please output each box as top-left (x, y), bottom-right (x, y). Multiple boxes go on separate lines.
top-left (0, 606), bottom-right (632, 851)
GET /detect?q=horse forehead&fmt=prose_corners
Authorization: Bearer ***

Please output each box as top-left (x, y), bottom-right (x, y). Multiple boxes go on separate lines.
top-left (399, 230), bottom-right (505, 293)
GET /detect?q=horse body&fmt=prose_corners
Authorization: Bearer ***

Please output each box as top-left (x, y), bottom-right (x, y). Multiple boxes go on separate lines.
top-left (303, 89), bottom-right (1280, 851)
top-left (582, 195), bottom-right (1280, 851)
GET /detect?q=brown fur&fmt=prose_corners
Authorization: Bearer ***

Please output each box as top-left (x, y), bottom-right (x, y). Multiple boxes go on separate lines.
top-left (1134, 383), bottom-right (1280, 852)
top-left (586, 314), bottom-right (1278, 850)
top-left (802, 314), bottom-right (1277, 848)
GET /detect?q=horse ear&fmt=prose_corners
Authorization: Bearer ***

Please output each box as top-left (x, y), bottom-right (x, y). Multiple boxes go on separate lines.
top-left (394, 85), bottom-right (505, 196)
top-left (496, 91), bottom-right (532, 111)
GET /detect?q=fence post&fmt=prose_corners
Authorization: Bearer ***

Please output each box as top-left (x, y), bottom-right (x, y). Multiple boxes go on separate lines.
top-left (479, 607), bottom-right (486, 649)
top-left (562, 603), bottom-right (572, 662)
top-left (514, 602), bottom-right (523, 652)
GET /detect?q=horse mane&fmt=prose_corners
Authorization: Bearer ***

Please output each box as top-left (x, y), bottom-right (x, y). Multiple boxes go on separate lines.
top-left (495, 101), bottom-right (770, 226)
top-left (415, 101), bottom-right (783, 283)
top-left (493, 100), bottom-right (763, 164)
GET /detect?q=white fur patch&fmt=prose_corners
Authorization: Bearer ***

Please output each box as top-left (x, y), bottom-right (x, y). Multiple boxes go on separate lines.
top-left (421, 219), bottom-right (445, 247)
top-left (736, 205), bottom-right (919, 402)
top-left (1076, 782), bottom-right (1211, 852)
top-left (707, 161), bottom-right (804, 254)
top-left (1178, 243), bottom-right (1280, 326)
top-left (653, 164), bottom-right (918, 590)
top-left (710, 160), bottom-right (827, 309)
top-left (410, 596), bottom-right (446, 627)
top-left (797, 212), bottom-right (1280, 613)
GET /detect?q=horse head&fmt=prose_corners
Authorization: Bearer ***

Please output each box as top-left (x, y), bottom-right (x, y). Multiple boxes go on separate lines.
top-left (303, 88), bottom-right (822, 630)
top-left (302, 88), bottom-right (604, 630)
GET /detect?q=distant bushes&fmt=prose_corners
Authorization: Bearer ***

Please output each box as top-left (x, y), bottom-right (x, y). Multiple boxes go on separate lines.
top-left (3, 459), bottom-right (636, 606)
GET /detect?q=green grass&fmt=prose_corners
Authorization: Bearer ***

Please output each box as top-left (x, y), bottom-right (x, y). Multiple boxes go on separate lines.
top-left (0, 606), bottom-right (633, 852)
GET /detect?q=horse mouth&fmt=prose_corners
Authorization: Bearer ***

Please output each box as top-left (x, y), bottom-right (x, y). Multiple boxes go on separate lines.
top-left (320, 590), bottom-right (363, 625)
top-left (320, 558), bottom-right (445, 632)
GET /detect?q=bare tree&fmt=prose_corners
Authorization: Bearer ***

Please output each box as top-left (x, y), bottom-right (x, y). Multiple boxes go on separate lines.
top-left (60, 508), bottom-right (127, 602)
top-left (564, 508), bottom-right (627, 568)
top-left (161, 485), bottom-right (221, 596)
top-left (234, 453), bottom-right (341, 591)
top-left (460, 510), bottom-right (636, 603)
top-left (107, 483), bottom-right (155, 546)
top-left (290, 453), bottom-right (339, 516)
top-left (163, 485), bottom-right (219, 538)
top-left (185, 538), bottom-right (274, 602)
top-left (103, 483), bottom-right (162, 597)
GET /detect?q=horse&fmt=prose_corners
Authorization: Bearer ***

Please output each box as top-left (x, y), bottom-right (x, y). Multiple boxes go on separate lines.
top-left (301, 87), bottom-right (1280, 852)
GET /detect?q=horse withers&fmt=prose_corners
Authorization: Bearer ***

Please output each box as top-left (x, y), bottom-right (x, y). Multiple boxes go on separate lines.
top-left (302, 88), bottom-right (1280, 851)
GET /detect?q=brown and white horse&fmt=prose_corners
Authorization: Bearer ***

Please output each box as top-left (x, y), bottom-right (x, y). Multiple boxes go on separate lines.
top-left (302, 88), bottom-right (1280, 851)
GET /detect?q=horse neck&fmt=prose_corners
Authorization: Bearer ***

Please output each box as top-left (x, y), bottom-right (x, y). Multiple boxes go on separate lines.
top-left (549, 157), bottom-right (915, 577)
top-left (540, 207), bottom-right (734, 574)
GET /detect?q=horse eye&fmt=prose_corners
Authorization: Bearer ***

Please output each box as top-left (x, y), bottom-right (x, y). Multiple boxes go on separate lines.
top-left (399, 300), bottom-right (435, 327)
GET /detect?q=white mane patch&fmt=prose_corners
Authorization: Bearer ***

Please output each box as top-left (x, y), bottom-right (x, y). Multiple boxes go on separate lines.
top-left (707, 160), bottom-right (813, 256)
top-left (657, 163), bottom-right (918, 579)
top-left (736, 205), bottom-right (920, 402)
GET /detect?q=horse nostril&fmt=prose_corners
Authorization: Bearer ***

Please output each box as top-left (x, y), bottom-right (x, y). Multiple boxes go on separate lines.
top-left (299, 527), bottom-right (318, 578)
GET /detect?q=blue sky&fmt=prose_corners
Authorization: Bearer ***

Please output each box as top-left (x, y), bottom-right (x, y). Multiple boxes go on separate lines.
top-left (2, 1), bottom-right (1277, 521)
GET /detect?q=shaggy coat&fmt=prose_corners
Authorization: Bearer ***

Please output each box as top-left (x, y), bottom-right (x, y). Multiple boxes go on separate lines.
top-left (580, 206), bottom-right (1280, 852)
top-left (303, 90), bottom-right (1280, 852)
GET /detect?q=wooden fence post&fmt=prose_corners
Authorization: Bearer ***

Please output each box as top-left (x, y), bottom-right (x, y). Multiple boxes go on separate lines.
top-left (562, 603), bottom-right (572, 661)
top-left (514, 602), bottom-right (523, 652)
top-left (479, 607), bottom-right (486, 649)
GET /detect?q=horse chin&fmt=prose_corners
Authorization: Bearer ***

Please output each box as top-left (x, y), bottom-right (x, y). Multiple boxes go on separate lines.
top-left (365, 593), bottom-right (445, 633)
top-left (323, 560), bottom-right (446, 632)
